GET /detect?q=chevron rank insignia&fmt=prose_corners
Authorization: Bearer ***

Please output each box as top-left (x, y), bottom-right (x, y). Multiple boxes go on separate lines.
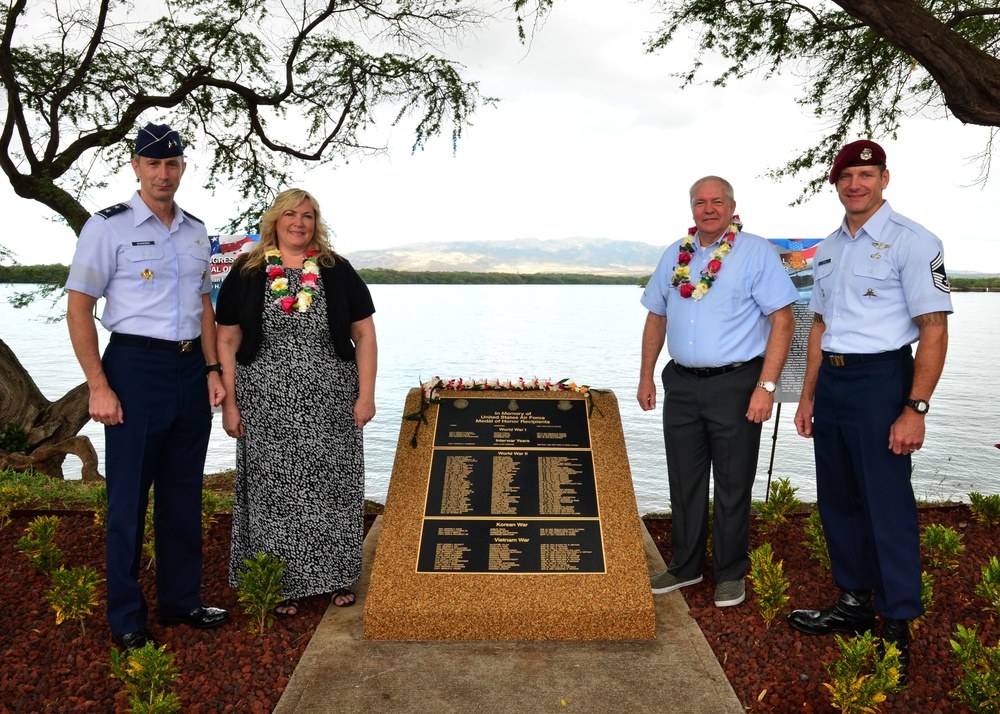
top-left (930, 252), bottom-right (951, 293)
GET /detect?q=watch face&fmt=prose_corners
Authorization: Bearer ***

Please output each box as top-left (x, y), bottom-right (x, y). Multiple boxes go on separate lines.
top-left (758, 381), bottom-right (776, 393)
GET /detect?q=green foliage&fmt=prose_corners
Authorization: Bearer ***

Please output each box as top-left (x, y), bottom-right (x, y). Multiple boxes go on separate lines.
top-left (142, 507), bottom-right (156, 569)
top-left (201, 489), bottom-right (219, 533)
top-left (916, 571), bottom-right (934, 629)
top-left (642, 0), bottom-right (1000, 201)
top-left (921, 523), bottom-right (965, 570)
top-left (237, 552), bottom-right (286, 634)
top-left (0, 468), bottom-right (104, 509)
top-left (16, 515), bottom-right (64, 572)
top-left (950, 624), bottom-right (1000, 712)
top-left (356, 268), bottom-right (638, 285)
top-left (45, 565), bottom-right (103, 634)
top-left (975, 557), bottom-right (1000, 618)
top-left (0, 0), bottom-right (493, 239)
top-left (754, 477), bottom-right (801, 533)
top-left (0, 483), bottom-right (32, 528)
top-left (0, 264), bottom-right (70, 285)
top-left (951, 277), bottom-right (1000, 291)
top-left (823, 630), bottom-right (904, 712)
top-left (802, 509), bottom-right (831, 572)
top-left (970, 492), bottom-right (1000, 527)
top-left (109, 642), bottom-right (183, 714)
top-left (91, 484), bottom-right (108, 531)
top-left (747, 542), bottom-right (789, 625)
top-left (0, 422), bottom-right (31, 452)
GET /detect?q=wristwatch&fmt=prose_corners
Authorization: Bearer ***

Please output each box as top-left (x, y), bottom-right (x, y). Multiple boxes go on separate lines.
top-left (206, 363), bottom-right (223, 376)
top-left (756, 381), bottom-right (776, 394)
top-left (906, 399), bottom-right (929, 414)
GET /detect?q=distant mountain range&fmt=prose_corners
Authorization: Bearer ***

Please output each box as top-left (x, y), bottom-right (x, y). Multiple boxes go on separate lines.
top-left (344, 237), bottom-right (667, 276)
top-left (344, 237), bottom-right (1000, 278)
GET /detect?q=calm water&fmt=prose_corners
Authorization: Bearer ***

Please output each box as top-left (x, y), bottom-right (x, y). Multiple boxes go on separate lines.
top-left (2, 284), bottom-right (998, 513)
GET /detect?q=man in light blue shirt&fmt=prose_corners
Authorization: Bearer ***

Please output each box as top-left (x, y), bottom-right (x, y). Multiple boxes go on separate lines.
top-left (638, 176), bottom-right (798, 607)
top-left (789, 140), bottom-right (953, 685)
top-left (66, 123), bottom-right (230, 652)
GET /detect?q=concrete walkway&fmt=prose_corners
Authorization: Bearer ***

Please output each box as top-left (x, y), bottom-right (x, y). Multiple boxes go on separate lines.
top-left (273, 517), bottom-right (743, 713)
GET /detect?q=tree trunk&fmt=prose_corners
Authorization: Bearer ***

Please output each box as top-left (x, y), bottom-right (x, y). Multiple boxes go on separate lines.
top-left (0, 338), bottom-right (101, 481)
top-left (834, 0), bottom-right (1000, 127)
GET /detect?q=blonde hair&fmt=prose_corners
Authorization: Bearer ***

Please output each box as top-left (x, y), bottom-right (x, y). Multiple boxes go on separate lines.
top-left (240, 188), bottom-right (341, 274)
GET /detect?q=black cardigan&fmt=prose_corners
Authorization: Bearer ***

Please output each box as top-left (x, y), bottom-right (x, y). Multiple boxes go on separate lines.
top-left (215, 256), bottom-right (375, 365)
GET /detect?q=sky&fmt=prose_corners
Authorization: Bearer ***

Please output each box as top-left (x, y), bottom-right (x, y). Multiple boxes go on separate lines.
top-left (2, 0), bottom-right (998, 273)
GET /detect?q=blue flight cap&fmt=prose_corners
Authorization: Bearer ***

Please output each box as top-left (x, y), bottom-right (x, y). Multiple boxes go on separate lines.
top-left (134, 123), bottom-right (184, 158)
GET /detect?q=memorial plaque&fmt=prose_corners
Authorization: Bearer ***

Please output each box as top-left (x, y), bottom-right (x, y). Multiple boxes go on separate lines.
top-left (364, 389), bottom-right (656, 641)
top-left (418, 396), bottom-right (603, 574)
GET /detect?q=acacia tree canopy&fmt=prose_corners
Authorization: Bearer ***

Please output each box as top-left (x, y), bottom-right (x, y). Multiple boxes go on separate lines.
top-left (639, 0), bottom-right (1000, 199)
top-left (0, 0), bottom-right (492, 238)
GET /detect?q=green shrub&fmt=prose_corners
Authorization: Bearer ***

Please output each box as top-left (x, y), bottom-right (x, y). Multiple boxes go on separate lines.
top-left (823, 630), bottom-right (904, 712)
top-left (46, 565), bottom-right (103, 634)
top-left (975, 556), bottom-right (1000, 619)
top-left (0, 422), bottom-right (30, 452)
top-left (237, 552), bottom-right (285, 634)
top-left (950, 623), bottom-right (1000, 712)
top-left (755, 478), bottom-right (802, 533)
top-left (16, 515), bottom-right (64, 572)
top-left (201, 489), bottom-right (219, 533)
top-left (91, 484), bottom-right (108, 531)
top-left (0, 484), bottom-right (32, 528)
top-left (109, 641), bottom-right (182, 714)
top-left (921, 523), bottom-right (965, 570)
top-left (969, 492), bottom-right (1000, 527)
top-left (747, 542), bottom-right (790, 625)
top-left (802, 509), bottom-right (831, 571)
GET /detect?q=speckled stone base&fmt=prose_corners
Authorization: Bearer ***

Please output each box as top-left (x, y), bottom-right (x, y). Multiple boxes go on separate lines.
top-left (364, 388), bottom-right (656, 640)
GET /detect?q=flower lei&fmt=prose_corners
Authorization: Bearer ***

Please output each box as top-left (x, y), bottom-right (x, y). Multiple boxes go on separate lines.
top-left (404, 377), bottom-right (594, 448)
top-left (671, 215), bottom-right (742, 300)
top-left (265, 249), bottom-right (320, 313)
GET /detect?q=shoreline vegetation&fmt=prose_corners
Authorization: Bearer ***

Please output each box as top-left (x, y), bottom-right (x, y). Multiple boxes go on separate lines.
top-left (4, 264), bottom-right (1000, 289)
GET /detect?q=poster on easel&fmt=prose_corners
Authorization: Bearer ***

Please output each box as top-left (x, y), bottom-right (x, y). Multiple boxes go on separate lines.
top-left (768, 238), bottom-right (824, 403)
top-left (208, 234), bottom-right (259, 303)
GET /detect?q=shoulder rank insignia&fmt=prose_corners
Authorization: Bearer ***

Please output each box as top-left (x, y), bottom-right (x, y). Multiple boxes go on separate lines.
top-left (95, 203), bottom-right (130, 219)
top-left (930, 252), bottom-right (951, 293)
top-left (183, 210), bottom-right (205, 225)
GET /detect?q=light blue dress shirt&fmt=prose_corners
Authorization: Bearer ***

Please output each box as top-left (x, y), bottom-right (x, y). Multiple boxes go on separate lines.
top-left (810, 201), bottom-right (953, 354)
top-left (641, 230), bottom-right (799, 367)
top-left (66, 191), bottom-right (211, 341)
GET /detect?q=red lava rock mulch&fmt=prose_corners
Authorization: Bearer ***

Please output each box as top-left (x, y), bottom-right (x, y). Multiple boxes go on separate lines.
top-left (2, 505), bottom-right (996, 712)
top-left (0, 511), bottom-right (377, 713)
top-left (644, 504), bottom-right (998, 712)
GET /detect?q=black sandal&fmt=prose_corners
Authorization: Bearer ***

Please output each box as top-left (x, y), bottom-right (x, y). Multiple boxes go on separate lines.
top-left (332, 588), bottom-right (355, 607)
top-left (274, 599), bottom-right (300, 618)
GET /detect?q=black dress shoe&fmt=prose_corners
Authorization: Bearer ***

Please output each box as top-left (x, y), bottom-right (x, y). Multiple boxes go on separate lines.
top-left (787, 590), bottom-right (876, 635)
top-left (159, 606), bottom-right (231, 630)
top-left (113, 629), bottom-right (158, 652)
top-left (878, 618), bottom-right (911, 686)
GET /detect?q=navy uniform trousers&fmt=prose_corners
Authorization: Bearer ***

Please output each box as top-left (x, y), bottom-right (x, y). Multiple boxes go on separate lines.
top-left (102, 340), bottom-right (211, 636)
top-left (813, 346), bottom-right (924, 621)
top-left (661, 357), bottom-right (763, 583)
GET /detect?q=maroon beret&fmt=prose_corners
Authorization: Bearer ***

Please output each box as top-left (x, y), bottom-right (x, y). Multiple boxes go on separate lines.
top-left (829, 140), bottom-right (886, 184)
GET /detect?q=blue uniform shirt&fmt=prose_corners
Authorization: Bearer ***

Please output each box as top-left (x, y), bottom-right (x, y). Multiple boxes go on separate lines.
top-left (641, 230), bottom-right (799, 367)
top-left (66, 191), bottom-right (211, 341)
top-left (810, 201), bottom-right (953, 354)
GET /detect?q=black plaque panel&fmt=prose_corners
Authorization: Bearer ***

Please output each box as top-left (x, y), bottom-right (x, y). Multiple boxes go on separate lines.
top-left (425, 449), bottom-right (598, 518)
top-left (417, 395), bottom-right (605, 575)
top-left (433, 396), bottom-right (591, 448)
top-left (417, 519), bottom-right (605, 573)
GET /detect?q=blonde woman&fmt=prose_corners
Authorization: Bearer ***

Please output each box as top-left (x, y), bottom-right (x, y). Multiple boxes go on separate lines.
top-left (216, 188), bottom-right (377, 615)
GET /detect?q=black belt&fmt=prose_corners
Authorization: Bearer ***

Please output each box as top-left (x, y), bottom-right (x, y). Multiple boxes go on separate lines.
top-left (110, 332), bottom-right (201, 353)
top-left (675, 361), bottom-right (745, 378)
top-left (824, 345), bottom-right (910, 367)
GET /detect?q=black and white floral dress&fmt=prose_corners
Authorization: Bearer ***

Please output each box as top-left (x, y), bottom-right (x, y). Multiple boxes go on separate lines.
top-left (228, 268), bottom-right (364, 598)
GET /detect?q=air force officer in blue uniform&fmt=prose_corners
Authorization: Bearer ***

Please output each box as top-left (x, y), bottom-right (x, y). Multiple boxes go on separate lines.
top-left (789, 140), bottom-right (952, 684)
top-left (66, 123), bottom-right (231, 651)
